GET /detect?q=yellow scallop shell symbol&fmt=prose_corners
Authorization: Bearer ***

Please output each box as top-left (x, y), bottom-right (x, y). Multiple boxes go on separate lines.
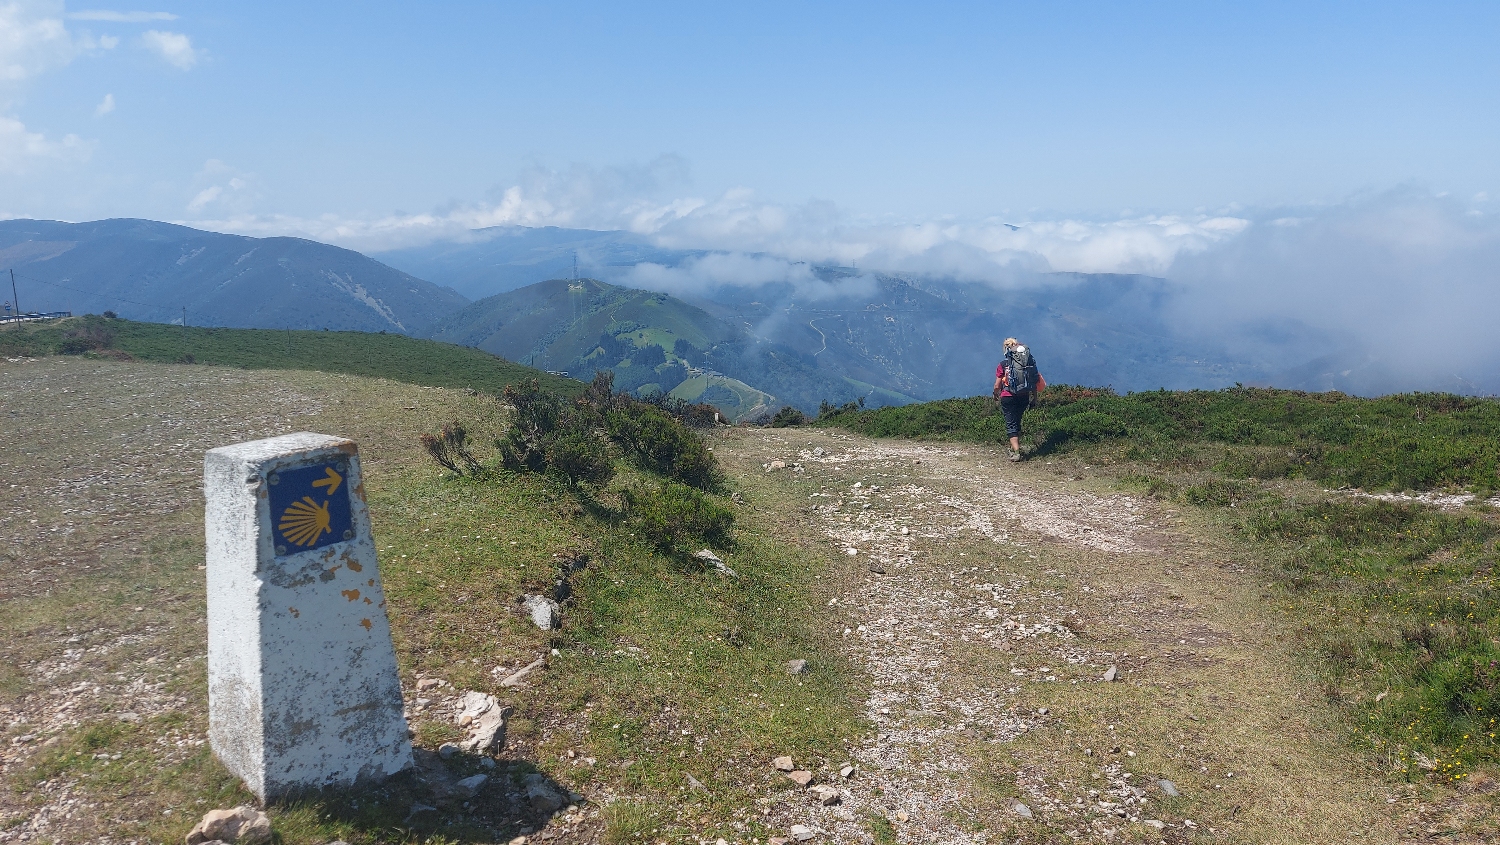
top-left (279, 496), bottom-right (332, 547)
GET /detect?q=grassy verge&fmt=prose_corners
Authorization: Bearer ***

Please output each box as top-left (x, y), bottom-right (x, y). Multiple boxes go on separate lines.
top-left (0, 315), bottom-right (581, 397)
top-left (818, 386), bottom-right (1500, 493)
top-left (2, 359), bottom-right (861, 844)
top-left (814, 386), bottom-right (1500, 784)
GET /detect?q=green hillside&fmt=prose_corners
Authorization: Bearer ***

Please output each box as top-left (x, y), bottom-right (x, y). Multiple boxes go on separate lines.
top-left (818, 385), bottom-right (1500, 492)
top-left (427, 277), bottom-right (732, 371)
top-left (0, 315), bottom-right (581, 396)
top-left (425, 277), bottom-right (886, 417)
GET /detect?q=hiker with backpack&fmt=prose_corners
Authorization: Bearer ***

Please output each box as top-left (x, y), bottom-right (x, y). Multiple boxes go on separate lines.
top-left (993, 337), bottom-right (1045, 461)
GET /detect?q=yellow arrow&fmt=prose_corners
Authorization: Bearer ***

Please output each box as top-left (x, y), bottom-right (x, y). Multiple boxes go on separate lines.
top-left (311, 466), bottom-right (343, 496)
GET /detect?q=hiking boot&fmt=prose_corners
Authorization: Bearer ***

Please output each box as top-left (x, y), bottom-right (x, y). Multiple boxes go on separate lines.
top-left (1008, 450), bottom-right (1022, 462)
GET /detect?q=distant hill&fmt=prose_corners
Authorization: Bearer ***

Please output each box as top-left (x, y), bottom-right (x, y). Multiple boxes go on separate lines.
top-left (0, 315), bottom-right (581, 397)
top-left (684, 268), bottom-right (1258, 399)
top-left (373, 225), bottom-right (703, 300)
top-left (424, 278), bottom-right (895, 419)
top-left (0, 219), bottom-right (468, 334)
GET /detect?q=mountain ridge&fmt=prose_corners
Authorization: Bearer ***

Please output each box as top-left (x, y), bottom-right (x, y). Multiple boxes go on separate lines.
top-left (0, 218), bottom-right (468, 334)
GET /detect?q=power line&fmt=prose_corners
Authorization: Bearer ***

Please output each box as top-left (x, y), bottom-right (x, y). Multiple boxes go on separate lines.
top-left (2, 269), bottom-right (180, 316)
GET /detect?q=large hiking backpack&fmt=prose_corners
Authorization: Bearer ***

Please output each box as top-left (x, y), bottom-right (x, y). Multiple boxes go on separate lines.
top-left (1004, 346), bottom-right (1038, 394)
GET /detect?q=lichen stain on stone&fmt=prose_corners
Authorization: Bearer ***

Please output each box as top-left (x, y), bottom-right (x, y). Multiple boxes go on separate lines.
top-left (359, 618), bottom-right (372, 630)
top-left (366, 578), bottom-right (375, 587)
top-left (319, 564), bottom-right (343, 582)
top-left (341, 588), bottom-right (361, 602)
top-left (354, 481), bottom-right (366, 502)
top-left (289, 606), bottom-right (300, 618)
top-left (347, 560), bottom-right (363, 573)
top-left (363, 597), bottom-right (372, 604)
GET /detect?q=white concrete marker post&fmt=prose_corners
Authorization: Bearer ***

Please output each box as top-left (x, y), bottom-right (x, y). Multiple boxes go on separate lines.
top-left (204, 432), bottom-right (413, 802)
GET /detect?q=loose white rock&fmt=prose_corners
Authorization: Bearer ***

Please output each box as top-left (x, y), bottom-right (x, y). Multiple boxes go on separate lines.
top-left (522, 594), bottom-right (561, 630)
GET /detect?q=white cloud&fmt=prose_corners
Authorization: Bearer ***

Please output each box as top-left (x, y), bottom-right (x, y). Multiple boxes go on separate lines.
top-left (93, 92), bottom-right (113, 116)
top-left (0, 0), bottom-right (81, 82)
top-left (0, 114), bottom-right (92, 171)
top-left (139, 29), bottom-right (196, 69)
top-left (68, 9), bottom-right (177, 22)
top-left (1165, 188), bottom-right (1500, 389)
top-left (185, 159), bottom-right (255, 212)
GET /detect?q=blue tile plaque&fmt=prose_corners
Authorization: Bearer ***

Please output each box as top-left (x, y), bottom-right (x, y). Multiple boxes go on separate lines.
top-left (267, 460), bottom-right (354, 556)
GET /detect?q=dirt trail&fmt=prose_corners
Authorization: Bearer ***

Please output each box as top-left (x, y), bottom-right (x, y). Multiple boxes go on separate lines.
top-left (719, 427), bottom-right (1412, 844)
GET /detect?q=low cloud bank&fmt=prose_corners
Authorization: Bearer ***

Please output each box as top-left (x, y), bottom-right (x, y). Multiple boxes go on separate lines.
top-left (1166, 189), bottom-right (1500, 393)
top-left (188, 164), bottom-right (1497, 394)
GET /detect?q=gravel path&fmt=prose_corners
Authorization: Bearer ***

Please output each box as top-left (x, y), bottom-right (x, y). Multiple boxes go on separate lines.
top-left (722, 427), bottom-right (1408, 845)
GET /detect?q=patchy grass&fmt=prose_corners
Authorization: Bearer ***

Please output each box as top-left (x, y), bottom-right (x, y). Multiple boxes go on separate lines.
top-left (0, 315), bottom-right (581, 397)
top-left (818, 386), bottom-right (1500, 493)
top-left (0, 358), bottom-right (861, 843)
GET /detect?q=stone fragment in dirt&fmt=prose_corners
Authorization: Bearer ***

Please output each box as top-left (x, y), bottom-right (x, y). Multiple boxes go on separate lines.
top-left (1143, 819), bottom-right (1166, 830)
top-left (524, 773), bottom-right (567, 813)
top-left (454, 773), bottom-right (488, 797)
top-left (1413, 752), bottom-right (1439, 771)
top-left (787, 769), bottom-right (814, 786)
top-left (694, 549), bottom-right (737, 577)
top-left (808, 784), bottom-right (841, 805)
top-left (685, 772), bottom-right (707, 791)
top-left (868, 562), bottom-right (885, 574)
top-left (895, 811), bottom-right (909, 822)
top-left (416, 678), bottom-right (441, 691)
top-left (404, 804), bottom-right (439, 825)
top-left (786, 658), bottom-right (808, 675)
top-left (500, 655), bottom-right (547, 688)
top-left (184, 805), bottom-right (272, 845)
top-left (772, 755), bottom-right (796, 771)
top-left (839, 764), bottom-right (855, 779)
top-left (844, 547), bottom-right (858, 556)
top-left (457, 691), bottom-right (512, 753)
top-left (767, 460), bottom-right (786, 471)
top-left (438, 742), bottom-right (459, 759)
top-left (522, 594), bottom-right (561, 630)
top-left (790, 824), bottom-right (816, 841)
top-left (812, 447), bottom-right (825, 457)
top-left (1009, 800), bottom-right (1033, 819)
top-left (1102, 665), bottom-right (1119, 682)
top-left (899, 526), bottom-right (908, 535)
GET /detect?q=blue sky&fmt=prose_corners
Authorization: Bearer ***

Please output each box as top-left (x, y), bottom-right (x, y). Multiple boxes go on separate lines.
top-left (2, 1), bottom-right (1498, 253)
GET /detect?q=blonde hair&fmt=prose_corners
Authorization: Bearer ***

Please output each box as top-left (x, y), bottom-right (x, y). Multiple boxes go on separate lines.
top-left (1003, 337), bottom-right (1019, 349)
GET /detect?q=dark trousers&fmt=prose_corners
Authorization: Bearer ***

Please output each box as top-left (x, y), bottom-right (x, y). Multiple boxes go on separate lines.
top-left (1000, 393), bottom-right (1028, 438)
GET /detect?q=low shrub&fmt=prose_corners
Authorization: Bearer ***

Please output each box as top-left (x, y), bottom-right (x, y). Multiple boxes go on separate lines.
top-left (421, 421), bottom-right (483, 476)
top-left (605, 403), bottom-right (721, 491)
top-left (764, 406), bottom-right (807, 427)
top-left (57, 323), bottom-right (115, 355)
top-left (624, 481), bottom-right (735, 555)
top-left (544, 428), bottom-right (615, 487)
